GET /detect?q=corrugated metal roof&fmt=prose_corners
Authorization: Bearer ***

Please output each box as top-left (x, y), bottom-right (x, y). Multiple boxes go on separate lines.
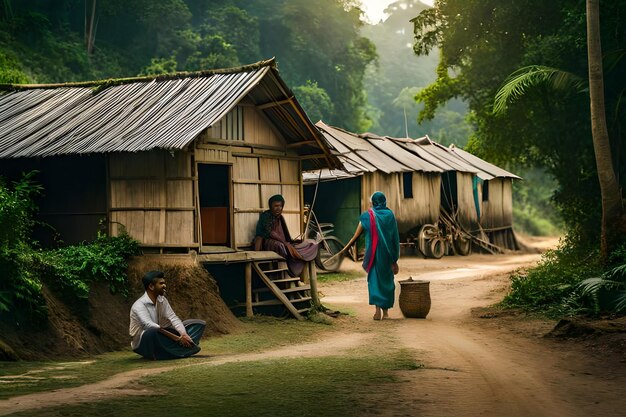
top-left (316, 122), bottom-right (443, 175)
top-left (447, 145), bottom-right (521, 179)
top-left (0, 59), bottom-right (337, 168)
top-left (307, 123), bottom-right (518, 182)
top-left (363, 133), bottom-right (442, 173)
top-left (303, 168), bottom-right (362, 183)
top-left (399, 137), bottom-right (479, 174)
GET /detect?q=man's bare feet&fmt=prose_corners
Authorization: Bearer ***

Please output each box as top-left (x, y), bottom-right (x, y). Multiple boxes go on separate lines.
top-left (382, 308), bottom-right (389, 319)
top-left (373, 307), bottom-right (382, 320)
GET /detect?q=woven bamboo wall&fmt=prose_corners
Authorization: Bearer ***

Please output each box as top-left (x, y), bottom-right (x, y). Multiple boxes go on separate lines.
top-left (361, 171), bottom-right (441, 234)
top-left (243, 106), bottom-right (284, 147)
top-left (233, 156), bottom-right (301, 247)
top-left (108, 150), bottom-right (196, 247)
top-left (193, 105), bottom-right (305, 248)
top-left (456, 172), bottom-right (479, 232)
top-left (481, 178), bottom-right (513, 229)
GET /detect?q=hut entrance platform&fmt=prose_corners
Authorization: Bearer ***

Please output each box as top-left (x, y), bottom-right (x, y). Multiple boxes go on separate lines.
top-left (198, 251), bottom-right (319, 321)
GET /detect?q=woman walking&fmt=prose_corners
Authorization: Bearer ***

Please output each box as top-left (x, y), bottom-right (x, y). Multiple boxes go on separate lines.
top-left (348, 191), bottom-right (400, 320)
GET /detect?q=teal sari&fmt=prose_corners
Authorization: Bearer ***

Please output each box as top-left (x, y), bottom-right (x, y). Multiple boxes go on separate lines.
top-left (360, 192), bottom-right (400, 309)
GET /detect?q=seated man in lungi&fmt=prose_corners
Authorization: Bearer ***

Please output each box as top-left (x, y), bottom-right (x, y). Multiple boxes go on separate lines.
top-left (129, 270), bottom-right (205, 360)
top-left (254, 194), bottom-right (318, 277)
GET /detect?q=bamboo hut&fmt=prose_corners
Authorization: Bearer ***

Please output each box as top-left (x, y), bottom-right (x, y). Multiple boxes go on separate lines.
top-left (305, 122), bottom-right (520, 255)
top-left (305, 122), bottom-right (444, 245)
top-left (395, 136), bottom-right (482, 236)
top-left (0, 59), bottom-right (337, 253)
top-left (0, 59), bottom-right (339, 319)
top-left (447, 145), bottom-right (521, 249)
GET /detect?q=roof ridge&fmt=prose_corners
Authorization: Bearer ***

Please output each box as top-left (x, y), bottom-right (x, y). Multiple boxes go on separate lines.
top-left (0, 58), bottom-right (276, 92)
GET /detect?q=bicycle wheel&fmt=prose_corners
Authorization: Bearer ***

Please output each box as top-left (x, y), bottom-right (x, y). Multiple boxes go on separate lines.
top-left (317, 236), bottom-right (344, 272)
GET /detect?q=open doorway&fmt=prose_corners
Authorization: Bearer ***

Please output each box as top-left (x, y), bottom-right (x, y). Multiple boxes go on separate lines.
top-left (198, 164), bottom-right (231, 249)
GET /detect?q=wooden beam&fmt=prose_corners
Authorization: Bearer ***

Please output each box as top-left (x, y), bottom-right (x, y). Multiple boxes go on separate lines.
top-left (232, 179), bottom-right (300, 186)
top-left (286, 140), bottom-right (318, 149)
top-left (256, 98), bottom-right (292, 110)
top-left (298, 154), bottom-right (330, 160)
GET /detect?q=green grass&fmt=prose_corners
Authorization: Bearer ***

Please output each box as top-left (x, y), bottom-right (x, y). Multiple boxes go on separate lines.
top-left (0, 350), bottom-right (161, 400)
top-left (0, 317), bottom-right (332, 400)
top-left (12, 349), bottom-right (422, 417)
top-left (203, 316), bottom-right (337, 354)
top-left (316, 270), bottom-right (364, 283)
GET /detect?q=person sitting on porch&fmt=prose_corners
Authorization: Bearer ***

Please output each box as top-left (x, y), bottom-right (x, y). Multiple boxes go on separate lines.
top-left (254, 194), bottom-right (318, 277)
top-left (129, 270), bottom-right (206, 360)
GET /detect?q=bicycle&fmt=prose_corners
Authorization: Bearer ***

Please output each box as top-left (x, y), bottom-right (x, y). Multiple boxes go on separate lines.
top-left (303, 205), bottom-right (346, 272)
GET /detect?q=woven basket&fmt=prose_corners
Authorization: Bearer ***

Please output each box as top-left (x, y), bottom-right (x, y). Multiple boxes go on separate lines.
top-left (399, 277), bottom-right (431, 318)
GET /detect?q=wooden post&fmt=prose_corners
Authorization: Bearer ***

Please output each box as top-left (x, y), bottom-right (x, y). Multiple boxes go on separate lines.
top-left (245, 262), bottom-right (253, 317)
top-left (309, 261), bottom-right (320, 308)
top-left (301, 261), bottom-right (310, 284)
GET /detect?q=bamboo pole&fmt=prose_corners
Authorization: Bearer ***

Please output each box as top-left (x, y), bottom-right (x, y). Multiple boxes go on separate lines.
top-left (324, 225), bottom-right (362, 266)
top-left (245, 262), bottom-right (253, 317)
top-left (309, 261), bottom-right (320, 308)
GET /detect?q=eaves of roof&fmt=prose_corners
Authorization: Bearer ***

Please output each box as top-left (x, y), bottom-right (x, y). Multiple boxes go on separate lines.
top-left (0, 59), bottom-right (340, 169)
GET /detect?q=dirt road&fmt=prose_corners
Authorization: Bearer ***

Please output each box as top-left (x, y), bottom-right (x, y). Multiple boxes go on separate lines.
top-left (321, 248), bottom-right (626, 417)
top-left (2, 243), bottom-right (625, 416)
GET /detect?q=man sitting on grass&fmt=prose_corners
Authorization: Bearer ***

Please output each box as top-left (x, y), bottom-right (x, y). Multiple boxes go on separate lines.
top-left (129, 270), bottom-right (205, 360)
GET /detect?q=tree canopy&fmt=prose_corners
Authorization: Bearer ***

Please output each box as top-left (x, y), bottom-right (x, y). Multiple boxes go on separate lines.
top-left (0, 0), bottom-right (376, 131)
top-left (412, 0), bottom-right (626, 248)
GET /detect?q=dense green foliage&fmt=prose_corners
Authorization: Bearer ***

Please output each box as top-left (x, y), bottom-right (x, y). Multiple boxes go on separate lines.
top-left (37, 232), bottom-right (141, 301)
top-left (0, 175), bottom-right (140, 322)
top-left (413, 1), bottom-right (626, 315)
top-left (0, 0), bottom-right (376, 131)
top-left (0, 172), bottom-right (45, 317)
top-left (502, 243), bottom-right (602, 317)
top-left (362, 1), bottom-right (556, 234)
top-left (412, 0), bottom-right (626, 249)
top-left (362, 0), bottom-right (472, 144)
top-left (512, 169), bottom-right (562, 236)
top-left (503, 241), bottom-right (626, 317)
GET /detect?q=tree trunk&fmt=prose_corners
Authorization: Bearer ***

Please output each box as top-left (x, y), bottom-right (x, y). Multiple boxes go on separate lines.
top-left (85, 0), bottom-right (97, 55)
top-left (586, 0), bottom-right (624, 261)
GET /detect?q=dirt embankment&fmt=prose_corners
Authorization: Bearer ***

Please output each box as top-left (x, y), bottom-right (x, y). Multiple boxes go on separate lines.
top-left (0, 255), bottom-right (238, 360)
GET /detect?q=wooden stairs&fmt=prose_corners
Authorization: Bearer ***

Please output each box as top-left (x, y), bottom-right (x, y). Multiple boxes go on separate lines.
top-left (251, 260), bottom-right (313, 320)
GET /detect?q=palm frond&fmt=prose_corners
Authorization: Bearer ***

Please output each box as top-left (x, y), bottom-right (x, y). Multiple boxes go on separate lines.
top-left (579, 277), bottom-right (609, 295)
top-left (580, 277), bottom-right (625, 294)
top-left (493, 65), bottom-right (586, 114)
top-left (605, 263), bottom-right (626, 282)
top-left (579, 264), bottom-right (626, 313)
top-left (615, 292), bottom-right (626, 312)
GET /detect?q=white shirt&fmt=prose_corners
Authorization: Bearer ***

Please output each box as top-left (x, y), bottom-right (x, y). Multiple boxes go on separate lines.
top-left (129, 292), bottom-right (186, 349)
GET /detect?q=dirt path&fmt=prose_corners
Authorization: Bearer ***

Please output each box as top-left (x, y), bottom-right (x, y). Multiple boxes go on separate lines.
top-left (321, 247), bottom-right (626, 417)
top-left (0, 332), bottom-right (369, 415)
top-left (3, 240), bottom-right (625, 416)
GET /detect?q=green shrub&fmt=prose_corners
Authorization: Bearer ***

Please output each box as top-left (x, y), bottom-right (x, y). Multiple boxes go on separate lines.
top-left (502, 238), bottom-right (602, 317)
top-left (1, 173), bottom-right (140, 322)
top-left (39, 232), bottom-right (140, 300)
top-left (579, 264), bottom-right (626, 315)
top-left (0, 173), bottom-right (45, 317)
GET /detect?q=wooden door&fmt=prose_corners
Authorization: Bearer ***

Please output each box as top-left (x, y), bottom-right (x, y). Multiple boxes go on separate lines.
top-left (198, 164), bottom-right (230, 246)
